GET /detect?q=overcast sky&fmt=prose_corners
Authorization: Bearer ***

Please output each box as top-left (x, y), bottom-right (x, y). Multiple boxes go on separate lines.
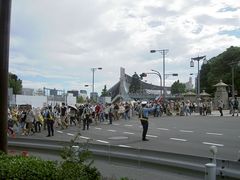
top-left (9, 0), bottom-right (240, 95)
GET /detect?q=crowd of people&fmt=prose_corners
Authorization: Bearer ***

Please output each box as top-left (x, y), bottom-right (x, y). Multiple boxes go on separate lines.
top-left (7, 102), bottom-right (136, 137)
top-left (7, 97), bottom-right (239, 138)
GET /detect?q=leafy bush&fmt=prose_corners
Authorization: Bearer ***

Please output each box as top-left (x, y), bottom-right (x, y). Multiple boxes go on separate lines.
top-left (58, 161), bottom-right (100, 180)
top-left (0, 153), bottom-right (58, 180)
top-left (0, 133), bottom-right (101, 180)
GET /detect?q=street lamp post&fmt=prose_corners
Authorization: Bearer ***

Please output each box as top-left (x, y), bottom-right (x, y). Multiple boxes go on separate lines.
top-left (190, 55), bottom-right (206, 97)
top-left (91, 67), bottom-right (102, 95)
top-left (150, 69), bottom-right (162, 96)
top-left (150, 49), bottom-right (169, 99)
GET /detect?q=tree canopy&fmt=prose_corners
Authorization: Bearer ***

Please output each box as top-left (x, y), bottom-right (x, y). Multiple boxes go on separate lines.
top-left (129, 72), bottom-right (141, 93)
top-left (101, 85), bottom-right (108, 96)
top-left (171, 80), bottom-right (186, 95)
top-left (200, 46), bottom-right (240, 96)
top-left (9, 73), bottom-right (22, 94)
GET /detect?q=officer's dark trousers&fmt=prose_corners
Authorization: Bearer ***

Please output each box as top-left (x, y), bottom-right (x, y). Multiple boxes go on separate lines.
top-left (141, 120), bottom-right (148, 140)
top-left (47, 120), bottom-right (54, 136)
top-left (83, 117), bottom-right (90, 130)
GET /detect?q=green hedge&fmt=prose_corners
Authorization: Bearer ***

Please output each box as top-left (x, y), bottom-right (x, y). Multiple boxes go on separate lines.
top-left (0, 153), bottom-right (100, 180)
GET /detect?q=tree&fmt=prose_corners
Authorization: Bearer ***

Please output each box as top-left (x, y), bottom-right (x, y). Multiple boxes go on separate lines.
top-left (200, 46), bottom-right (240, 96)
top-left (101, 85), bottom-right (108, 96)
top-left (8, 72), bottom-right (22, 94)
top-left (129, 72), bottom-right (141, 93)
top-left (77, 96), bottom-right (85, 103)
top-left (171, 80), bottom-right (186, 95)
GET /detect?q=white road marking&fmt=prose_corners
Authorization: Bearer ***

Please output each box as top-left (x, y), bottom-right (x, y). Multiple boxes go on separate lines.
top-left (157, 128), bottom-right (169, 131)
top-left (96, 140), bottom-right (109, 144)
top-left (180, 130), bottom-right (194, 133)
top-left (80, 136), bottom-right (90, 140)
top-left (202, 142), bottom-right (224, 147)
top-left (206, 132), bottom-right (223, 136)
top-left (57, 131), bottom-right (63, 133)
top-left (108, 129), bottom-right (117, 132)
top-left (124, 124), bottom-right (133, 127)
top-left (170, 138), bottom-right (187, 142)
top-left (118, 145), bottom-right (131, 148)
top-left (67, 133), bottom-right (74, 136)
top-left (95, 127), bottom-right (102, 130)
top-left (113, 123), bottom-right (120, 126)
top-left (123, 132), bottom-right (135, 135)
top-left (146, 135), bottom-right (158, 138)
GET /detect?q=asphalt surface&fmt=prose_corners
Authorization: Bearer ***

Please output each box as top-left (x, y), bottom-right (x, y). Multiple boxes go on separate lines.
top-left (16, 110), bottom-right (240, 161)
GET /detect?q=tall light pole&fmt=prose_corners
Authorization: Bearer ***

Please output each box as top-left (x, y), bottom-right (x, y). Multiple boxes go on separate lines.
top-left (0, 0), bottom-right (12, 153)
top-left (91, 67), bottom-right (102, 94)
top-left (150, 49), bottom-right (169, 99)
top-left (190, 55), bottom-right (206, 97)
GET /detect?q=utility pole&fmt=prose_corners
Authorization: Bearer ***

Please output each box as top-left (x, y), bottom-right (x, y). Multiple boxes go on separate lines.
top-left (228, 60), bottom-right (240, 98)
top-left (232, 64), bottom-right (234, 98)
top-left (150, 49), bottom-right (169, 100)
top-left (190, 55), bottom-right (206, 97)
top-left (0, 0), bottom-right (12, 153)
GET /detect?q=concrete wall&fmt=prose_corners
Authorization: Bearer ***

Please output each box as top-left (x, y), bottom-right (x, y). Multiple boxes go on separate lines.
top-left (16, 95), bottom-right (47, 108)
top-left (66, 93), bottom-right (76, 105)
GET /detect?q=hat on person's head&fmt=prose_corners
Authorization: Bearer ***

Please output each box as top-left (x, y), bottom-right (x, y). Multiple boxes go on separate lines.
top-left (141, 101), bottom-right (147, 105)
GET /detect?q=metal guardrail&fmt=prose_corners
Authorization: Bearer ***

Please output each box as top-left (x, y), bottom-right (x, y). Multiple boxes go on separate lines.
top-left (8, 137), bottom-right (240, 179)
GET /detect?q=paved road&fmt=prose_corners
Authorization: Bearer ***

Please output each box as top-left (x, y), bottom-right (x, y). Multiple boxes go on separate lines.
top-left (16, 110), bottom-right (240, 161)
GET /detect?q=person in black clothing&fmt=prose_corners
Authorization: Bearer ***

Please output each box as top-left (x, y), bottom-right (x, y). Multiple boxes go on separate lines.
top-left (46, 107), bottom-right (54, 137)
top-left (232, 97), bottom-right (239, 116)
top-left (20, 110), bottom-right (27, 131)
top-left (82, 104), bottom-right (91, 130)
top-left (77, 105), bottom-right (84, 127)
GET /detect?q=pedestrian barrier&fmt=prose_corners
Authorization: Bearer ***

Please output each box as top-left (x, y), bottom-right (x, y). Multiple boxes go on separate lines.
top-left (8, 137), bottom-right (240, 179)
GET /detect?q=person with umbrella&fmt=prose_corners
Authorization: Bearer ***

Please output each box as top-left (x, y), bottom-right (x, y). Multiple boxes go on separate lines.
top-left (68, 105), bottom-right (78, 126)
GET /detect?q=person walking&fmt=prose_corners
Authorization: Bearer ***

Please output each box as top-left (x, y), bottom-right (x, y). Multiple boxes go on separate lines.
top-left (113, 103), bottom-right (119, 120)
top-left (60, 103), bottom-right (68, 129)
top-left (108, 104), bottom-right (114, 124)
top-left (82, 104), bottom-right (92, 130)
top-left (217, 99), bottom-right (224, 116)
top-left (25, 108), bottom-right (35, 135)
top-left (124, 102), bottom-right (130, 120)
top-left (232, 96), bottom-right (239, 116)
top-left (138, 101), bottom-right (154, 141)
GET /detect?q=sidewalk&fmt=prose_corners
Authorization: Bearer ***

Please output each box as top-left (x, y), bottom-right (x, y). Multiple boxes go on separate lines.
top-left (188, 110), bottom-right (233, 117)
top-left (208, 110), bottom-right (234, 117)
